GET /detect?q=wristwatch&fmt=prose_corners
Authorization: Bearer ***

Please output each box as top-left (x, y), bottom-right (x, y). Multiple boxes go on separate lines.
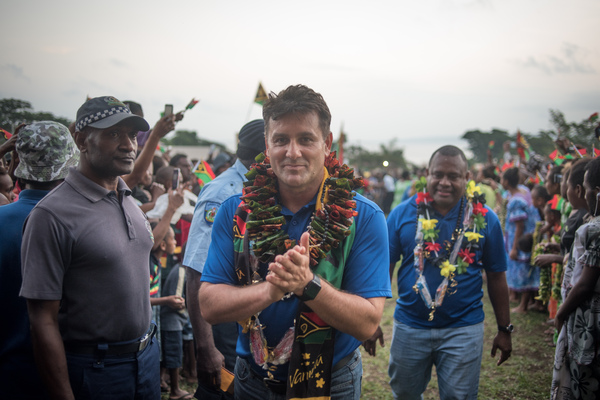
top-left (498, 324), bottom-right (514, 333)
top-left (298, 273), bottom-right (322, 302)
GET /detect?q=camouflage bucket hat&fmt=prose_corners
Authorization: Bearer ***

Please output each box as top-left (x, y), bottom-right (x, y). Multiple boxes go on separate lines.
top-left (14, 121), bottom-right (80, 182)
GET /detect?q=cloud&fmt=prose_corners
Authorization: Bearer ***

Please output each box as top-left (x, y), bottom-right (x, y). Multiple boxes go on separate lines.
top-left (516, 42), bottom-right (596, 75)
top-left (42, 46), bottom-right (74, 55)
top-left (0, 64), bottom-right (30, 82)
top-left (110, 58), bottom-right (127, 68)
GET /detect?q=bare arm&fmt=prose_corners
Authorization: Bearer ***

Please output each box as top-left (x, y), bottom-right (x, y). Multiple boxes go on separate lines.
top-left (150, 295), bottom-right (185, 309)
top-left (151, 188), bottom-right (184, 251)
top-left (267, 232), bottom-right (385, 341)
top-left (199, 280), bottom-right (285, 325)
top-left (186, 267), bottom-right (225, 388)
top-left (486, 270), bottom-right (512, 366)
top-left (509, 220), bottom-right (525, 260)
top-left (555, 265), bottom-right (600, 333)
top-left (27, 299), bottom-right (75, 400)
top-left (123, 116), bottom-right (175, 188)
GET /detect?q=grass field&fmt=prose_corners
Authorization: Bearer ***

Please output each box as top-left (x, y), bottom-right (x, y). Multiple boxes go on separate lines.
top-left (360, 271), bottom-right (555, 400)
top-left (165, 275), bottom-right (555, 400)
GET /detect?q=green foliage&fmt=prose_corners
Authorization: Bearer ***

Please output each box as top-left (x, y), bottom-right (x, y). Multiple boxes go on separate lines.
top-left (162, 129), bottom-right (227, 149)
top-left (346, 138), bottom-right (408, 171)
top-left (462, 128), bottom-right (511, 164)
top-left (0, 98), bottom-right (71, 131)
top-left (540, 109), bottom-right (599, 150)
top-left (462, 109), bottom-right (598, 164)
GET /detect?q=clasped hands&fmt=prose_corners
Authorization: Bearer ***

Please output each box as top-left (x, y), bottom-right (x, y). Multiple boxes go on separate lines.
top-left (265, 231), bottom-right (314, 302)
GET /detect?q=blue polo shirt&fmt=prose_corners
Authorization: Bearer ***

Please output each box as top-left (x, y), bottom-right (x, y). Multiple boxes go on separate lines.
top-left (388, 195), bottom-right (507, 329)
top-left (201, 192), bottom-right (391, 381)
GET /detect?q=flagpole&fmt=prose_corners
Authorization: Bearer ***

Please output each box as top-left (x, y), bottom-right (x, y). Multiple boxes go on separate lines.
top-left (245, 102), bottom-right (254, 124)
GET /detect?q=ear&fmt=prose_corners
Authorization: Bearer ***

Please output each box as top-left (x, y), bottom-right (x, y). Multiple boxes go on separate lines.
top-left (74, 130), bottom-right (87, 153)
top-left (575, 184), bottom-right (584, 199)
top-left (159, 240), bottom-right (167, 252)
top-left (466, 170), bottom-right (472, 181)
top-left (324, 131), bottom-right (333, 154)
top-left (264, 135), bottom-right (269, 157)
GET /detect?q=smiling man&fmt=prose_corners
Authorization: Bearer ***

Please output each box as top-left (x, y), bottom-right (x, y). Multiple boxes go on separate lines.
top-left (198, 85), bottom-right (391, 400)
top-left (20, 96), bottom-right (161, 400)
top-left (379, 145), bottom-right (512, 400)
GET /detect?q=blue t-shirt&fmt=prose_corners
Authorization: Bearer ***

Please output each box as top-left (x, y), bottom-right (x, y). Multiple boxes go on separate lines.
top-left (201, 192), bottom-right (392, 381)
top-left (387, 195), bottom-right (507, 329)
top-left (0, 189), bottom-right (50, 397)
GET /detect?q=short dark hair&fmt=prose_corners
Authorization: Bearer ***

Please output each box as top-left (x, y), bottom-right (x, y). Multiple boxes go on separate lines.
top-left (169, 154), bottom-right (188, 167)
top-left (262, 84), bottom-right (331, 140)
top-left (155, 166), bottom-right (175, 187)
top-left (482, 165), bottom-right (498, 181)
top-left (568, 158), bottom-right (591, 189)
top-left (123, 101), bottom-right (143, 116)
top-left (548, 165), bottom-right (563, 182)
top-left (531, 185), bottom-right (551, 202)
top-left (503, 167), bottom-right (520, 188)
top-left (428, 145), bottom-right (467, 168)
top-left (585, 157), bottom-right (600, 189)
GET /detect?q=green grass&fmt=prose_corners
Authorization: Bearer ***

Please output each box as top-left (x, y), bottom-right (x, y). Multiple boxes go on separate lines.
top-left (360, 269), bottom-right (554, 400)
top-left (165, 273), bottom-right (555, 400)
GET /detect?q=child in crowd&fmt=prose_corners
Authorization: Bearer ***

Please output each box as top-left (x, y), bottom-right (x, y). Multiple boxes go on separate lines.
top-left (551, 157), bottom-right (600, 399)
top-left (150, 224), bottom-right (189, 399)
top-left (531, 185), bottom-right (552, 221)
top-left (160, 243), bottom-right (194, 400)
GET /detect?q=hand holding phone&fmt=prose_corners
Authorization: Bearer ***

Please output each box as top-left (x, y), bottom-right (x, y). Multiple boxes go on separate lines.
top-left (164, 104), bottom-right (173, 117)
top-left (172, 168), bottom-right (180, 190)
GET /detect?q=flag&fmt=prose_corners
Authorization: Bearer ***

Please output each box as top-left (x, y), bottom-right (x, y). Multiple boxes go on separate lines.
top-left (488, 141), bottom-right (495, 149)
top-left (549, 149), bottom-right (559, 161)
top-left (185, 98), bottom-right (199, 110)
top-left (193, 160), bottom-right (216, 188)
top-left (594, 148), bottom-right (600, 157)
top-left (516, 131), bottom-right (530, 162)
top-left (1, 128), bottom-right (11, 140)
top-left (254, 82), bottom-right (268, 105)
top-left (548, 195), bottom-right (564, 211)
top-left (590, 112), bottom-right (599, 123)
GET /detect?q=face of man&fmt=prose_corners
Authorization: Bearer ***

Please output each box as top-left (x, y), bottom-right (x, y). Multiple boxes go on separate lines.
top-left (266, 111), bottom-right (332, 196)
top-left (426, 153), bottom-right (470, 215)
top-left (79, 121), bottom-right (138, 180)
top-left (174, 157), bottom-right (192, 182)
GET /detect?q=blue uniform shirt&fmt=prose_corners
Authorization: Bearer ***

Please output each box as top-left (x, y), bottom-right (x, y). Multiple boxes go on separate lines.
top-left (184, 159), bottom-right (248, 273)
top-left (201, 191), bottom-right (392, 381)
top-left (388, 195), bottom-right (507, 329)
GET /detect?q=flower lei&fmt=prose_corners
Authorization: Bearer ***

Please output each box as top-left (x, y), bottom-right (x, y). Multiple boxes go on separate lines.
top-left (413, 177), bottom-right (487, 320)
top-left (239, 151), bottom-right (363, 369)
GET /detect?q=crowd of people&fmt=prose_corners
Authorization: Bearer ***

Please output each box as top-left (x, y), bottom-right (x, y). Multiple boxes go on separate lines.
top-left (0, 86), bottom-right (598, 400)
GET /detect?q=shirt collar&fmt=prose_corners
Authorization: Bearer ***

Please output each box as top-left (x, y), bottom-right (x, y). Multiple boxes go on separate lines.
top-left (65, 167), bottom-right (131, 203)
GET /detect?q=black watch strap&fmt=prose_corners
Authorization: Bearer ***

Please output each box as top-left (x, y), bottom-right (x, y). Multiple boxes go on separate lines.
top-left (298, 273), bottom-right (322, 302)
top-left (498, 323), bottom-right (514, 333)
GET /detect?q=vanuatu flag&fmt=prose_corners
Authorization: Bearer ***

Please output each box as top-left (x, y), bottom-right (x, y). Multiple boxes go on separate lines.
top-left (254, 82), bottom-right (268, 105)
top-left (1, 128), bottom-right (11, 140)
top-left (185, 98), bottom-right (199, 110)
top-left (193, 160), bottom-right (216, 188)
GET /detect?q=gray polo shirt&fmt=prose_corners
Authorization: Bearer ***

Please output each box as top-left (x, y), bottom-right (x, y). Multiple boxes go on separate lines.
top-left (20, 167), bottom-right (154, 343)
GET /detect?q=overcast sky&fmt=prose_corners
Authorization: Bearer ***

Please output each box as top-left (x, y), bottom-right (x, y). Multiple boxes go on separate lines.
top-left (1, 0), bottom-right (598, 165)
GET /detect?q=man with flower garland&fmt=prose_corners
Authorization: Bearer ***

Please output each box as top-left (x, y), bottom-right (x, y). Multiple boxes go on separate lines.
top-left (199, 84), bottom-right (391, 400)
top-left (382, 145), bottom-right (512, 400)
